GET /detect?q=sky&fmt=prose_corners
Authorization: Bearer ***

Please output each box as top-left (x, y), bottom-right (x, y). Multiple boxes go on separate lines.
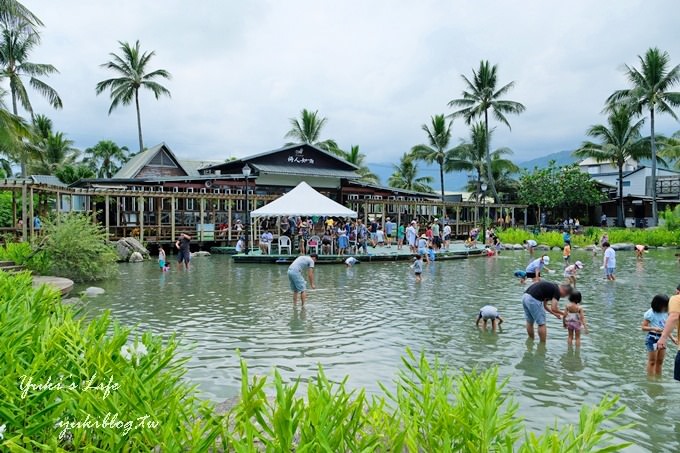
top-left (17, 0), bottom-right (680, 166)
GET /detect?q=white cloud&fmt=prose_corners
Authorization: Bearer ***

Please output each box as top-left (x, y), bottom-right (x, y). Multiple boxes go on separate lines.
top-left (18, 0), bottom-right (680, 163)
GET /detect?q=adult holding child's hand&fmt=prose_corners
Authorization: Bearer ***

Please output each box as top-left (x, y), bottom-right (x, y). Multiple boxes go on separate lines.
top-left (657, 285), bottom-right (680, 381)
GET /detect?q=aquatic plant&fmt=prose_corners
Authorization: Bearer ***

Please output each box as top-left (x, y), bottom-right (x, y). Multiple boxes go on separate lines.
top-left (0, 271), bottom-right (632, 451)
top-left (498, 227), bottom-right (680, 248)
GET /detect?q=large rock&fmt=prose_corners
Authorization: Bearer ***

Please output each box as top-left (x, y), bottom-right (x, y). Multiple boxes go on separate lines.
top-left (536, 245), bottom-right (550, 251)
top-left (83, 286), bottom-right (105, 297)
top-left (551, 246), bottom-right (562, 251)
top-left (116, 237), bottom-right (150, 261)
top-left (191, 251), bottom-right (211, 257)
top-left (129, 251), bottom-right (144, 263)
top-left (611, 243), bottom-right (635, 251)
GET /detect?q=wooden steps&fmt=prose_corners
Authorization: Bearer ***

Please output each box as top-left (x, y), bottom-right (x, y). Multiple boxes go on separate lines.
top-left (0, 261), bottom-right (27, 273)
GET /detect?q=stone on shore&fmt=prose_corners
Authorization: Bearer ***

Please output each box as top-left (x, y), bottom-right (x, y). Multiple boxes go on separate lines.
top-left (191, 251), bottom-right (211, 257)
top-left (536, 245), bottom-right (550, 251)
top-left (129, 251), bottom-right (144, 263)
top-left (116, 237), bottom-right (150, 262)
top-left (551, 246), bottom-right (562, 251)
top-left (611, 243), bottom-right (634, 251)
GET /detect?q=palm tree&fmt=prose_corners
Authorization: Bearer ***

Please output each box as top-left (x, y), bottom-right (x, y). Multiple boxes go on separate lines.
top-left (342, 145), bottom-right (379, 184)
top-left (0, 87), bottom-right (31, 166)
top-left (574, 106), bottom-right (650, 227)
top-left (388, 153), bottom-right (434, 193)
top-left (449, 123), bottom-right (517, 201)
top-left (0, 0), bottom-right (43, 28)
top-left (0, 23), bottom-right (62, 175)
top-left (84, 140), bottom-right (129, 178)
top-left (284, 108), bottom-right (339, 154)
top-left (54, 163), bottom-right (95, 185)
top-left (28, 114), bottom-right (79, 174)
top-left (607, 48), bottom-right (680, 225)
top-left (411, 114), bottom-right (455, 204)
top-left (96, 40), bottom-right (172, 153)
top-left (448, 60), bottom-right (525, 203)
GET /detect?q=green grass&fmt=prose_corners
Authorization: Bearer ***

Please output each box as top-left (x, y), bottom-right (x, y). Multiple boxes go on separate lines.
top-left (497, 227), bottom-right (680, 248)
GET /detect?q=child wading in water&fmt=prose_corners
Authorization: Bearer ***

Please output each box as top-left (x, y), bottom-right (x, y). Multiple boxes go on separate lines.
top-left (476, 305), bottom-right (504, 330)
top-left (563, 291), bottom-right (588, 346)
top-left (158, 245), bottom-right (167, 272)
top-left (411, 254), bottom-right (423, 282)
top-left (642, 294), bottom-right (677, 376)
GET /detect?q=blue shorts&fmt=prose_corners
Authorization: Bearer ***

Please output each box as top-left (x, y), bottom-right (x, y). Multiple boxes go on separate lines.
top-left (288, 270), bottom-right (306, 293)
top-left (605, 267), bottom-right (615, 277)
top-left (522, 293), bottom-right (546, 326)
top-left (177, 250), bottom-right (191, 263)
top-left (646, 333), bottom-right (661, 352)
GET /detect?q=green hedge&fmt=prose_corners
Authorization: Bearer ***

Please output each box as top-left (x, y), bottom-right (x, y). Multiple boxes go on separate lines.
top-left (0, 272), bottom-right (632, 451)
top-left (497, 227), bottom-right (680, 248)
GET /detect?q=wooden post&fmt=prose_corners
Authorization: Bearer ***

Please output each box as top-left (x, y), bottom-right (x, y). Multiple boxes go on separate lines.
top-left (227, 199), bottom-right (232, 242)
top-left (139, 195), bottom-right (144, 243)
top-left (21, 184), bottom-right (27, 240)
top-left (396, 204), bottom-right (401, 234)
top-left (381, 203), bottom-right (386, 229)
top-left (171, 195), bottom-right (176, 242)
top-left (524, 208), bottom-right (528, 227)
top-left (105, 195), bottom-right (110, 239)
top-left (199, 197), bottom-right (205, 242)
top-left (29, 187), bottom-right (34, 240)
top-left (456, 205), bottom-right (460, 237)
top-left (12, 189), bottom-right (17, 229)
top-left (364, 200), bottom-right (368, 225)
top-left (511, 207), bottom-right (515, 227)
top-left (55, 191), bottom-right (60, 223)
top-left (157, 197), bottom-right (162, 239)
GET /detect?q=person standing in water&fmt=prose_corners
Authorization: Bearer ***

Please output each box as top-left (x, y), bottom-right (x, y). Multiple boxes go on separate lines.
top-left (642, 294), bottom-right (676, 376)
top-left (563, 291), bottom-right (588, 347)
top-left (603, 242), bottom-right (616, 281)
top-left (411, 254), bottom-right (423, 282)
top-left (175, 233), bottom-right (192, 270)
top-left (287, 253), bottom-right (317, 305)
top-left (158, 245), bottom-right (167, 272)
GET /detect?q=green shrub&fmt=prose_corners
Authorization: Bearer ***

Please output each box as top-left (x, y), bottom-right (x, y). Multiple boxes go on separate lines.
top-left (0, 272), bottom-right (633, 452)
top-left (36, 212), bottom-right (119, 282)
top-left (0, 241), bottom-right (32, 264)
top-left (498, 227), bottom-right (680, 248)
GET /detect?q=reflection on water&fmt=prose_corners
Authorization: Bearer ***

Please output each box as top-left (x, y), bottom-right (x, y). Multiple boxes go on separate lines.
top-left (80, 250), bottom-right (680, 451)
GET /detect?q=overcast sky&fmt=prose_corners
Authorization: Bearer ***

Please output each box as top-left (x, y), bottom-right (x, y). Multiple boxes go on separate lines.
top-left (20, 0), bottom-right (680, 164)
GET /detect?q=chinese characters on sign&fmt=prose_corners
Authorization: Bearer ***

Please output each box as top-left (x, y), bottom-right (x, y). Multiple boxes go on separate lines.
top-left (287, 156), bottom-right (315, 164)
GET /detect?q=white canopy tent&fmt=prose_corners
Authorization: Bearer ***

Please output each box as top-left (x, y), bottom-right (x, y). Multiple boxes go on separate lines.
top-left (250, 181), bottom-right (357, 219)
top-left (247, 181), bottom-right (357, 253)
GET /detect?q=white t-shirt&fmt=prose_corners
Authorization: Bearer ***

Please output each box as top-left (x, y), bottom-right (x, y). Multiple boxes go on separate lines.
top-left (443, 225), bottom-right (451, 236)
top-left (289, 256), bottom-right (315, 273)
top-left (376, 230), bottom-right (385, 242)
top-left (604, 247), bottom-right (616, 268)
top-left (480, 305), bottom-right (499, 320)
top-left (345, 257), bottom-right (358, 266)
top-left (526, 240), bottom-right (537, 247)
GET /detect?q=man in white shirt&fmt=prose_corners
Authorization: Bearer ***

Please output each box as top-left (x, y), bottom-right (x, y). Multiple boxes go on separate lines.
top-left (287, 254), bottom-right (317, 305)
top-left (443, 224), bottom-right (452, 249)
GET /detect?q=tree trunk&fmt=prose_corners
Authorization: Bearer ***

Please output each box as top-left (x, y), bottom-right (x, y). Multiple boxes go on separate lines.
top-left (10, 85), bottom-right (27, 178)
top-left (650, 107), bottom-right (657, 226)
top-left (617, 164), bottom-right (625, 227)
top-left (439, 161), bottom-right (446, 218)
top-left (484, 110), bottom-right (499, 203)
top-left (135, 89), bottom-right (144, 152)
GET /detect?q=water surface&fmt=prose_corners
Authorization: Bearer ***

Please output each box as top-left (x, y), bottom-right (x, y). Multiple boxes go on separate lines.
top-left (80, 249), bottom-right (680, 452)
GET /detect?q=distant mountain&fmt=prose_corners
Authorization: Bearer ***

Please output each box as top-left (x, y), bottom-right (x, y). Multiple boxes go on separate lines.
top-left (518, 150), bottom-right (576, 170)
top-left (367, 150), bottom-right (580, 192)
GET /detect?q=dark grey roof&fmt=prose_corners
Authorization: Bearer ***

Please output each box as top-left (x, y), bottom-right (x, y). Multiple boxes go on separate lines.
top-left (113, 143), bottom-right (187, 178)
top-left (179, 159), bottom-right (221, 176)
top-left (251, 163), bottom-right (359, 179)
top-left (30, 175), bottom-right (67, 187)
top-left (201, 143), bottom-right (360, 171)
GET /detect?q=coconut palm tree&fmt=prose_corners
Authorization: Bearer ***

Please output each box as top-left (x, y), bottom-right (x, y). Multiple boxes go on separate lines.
top-left (573, 106), bottom-right (650, 227)
top-left (0, 87), bottom-right (30, 164)
top-left (84, 140), bottom-right (129, 178)
top-left (284, 108), bottom-right (339, 154)
top-left (388, 153), bottom-right (434, 193)
top-left (0, 0), bottom-right (43, 28)
top-left (0, 23), bottom-right (62, 175)
top-left (448, 60), bottom-right (525, 203)
top-left (411, 114), bottom-right (455, 203)
top-left (341, 145), bottom-right (379, 184)
top-left (96, 40), bottom-right (172, 153)
top-left (448, 122), bottom-right (517, 201)
top-left (27, 113), bottom-right (79, 174)
top-left (607, 48), bottom-right (680, 225)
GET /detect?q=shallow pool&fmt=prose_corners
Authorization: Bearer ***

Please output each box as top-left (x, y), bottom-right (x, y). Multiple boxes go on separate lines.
top-left (80, 248), bottom-right (680, 451)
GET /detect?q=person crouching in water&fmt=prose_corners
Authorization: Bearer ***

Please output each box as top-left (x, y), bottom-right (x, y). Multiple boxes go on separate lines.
top-left (563, 291), bottom-right (588, 347)
top-left (476, 305), bottom-right (504, 330)
top-left (642, 294), bottom-right (677, 376)
top-left (520, 255), bottom-right (551, 284)
top-left (563, 261), bottom-right (584, 287)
